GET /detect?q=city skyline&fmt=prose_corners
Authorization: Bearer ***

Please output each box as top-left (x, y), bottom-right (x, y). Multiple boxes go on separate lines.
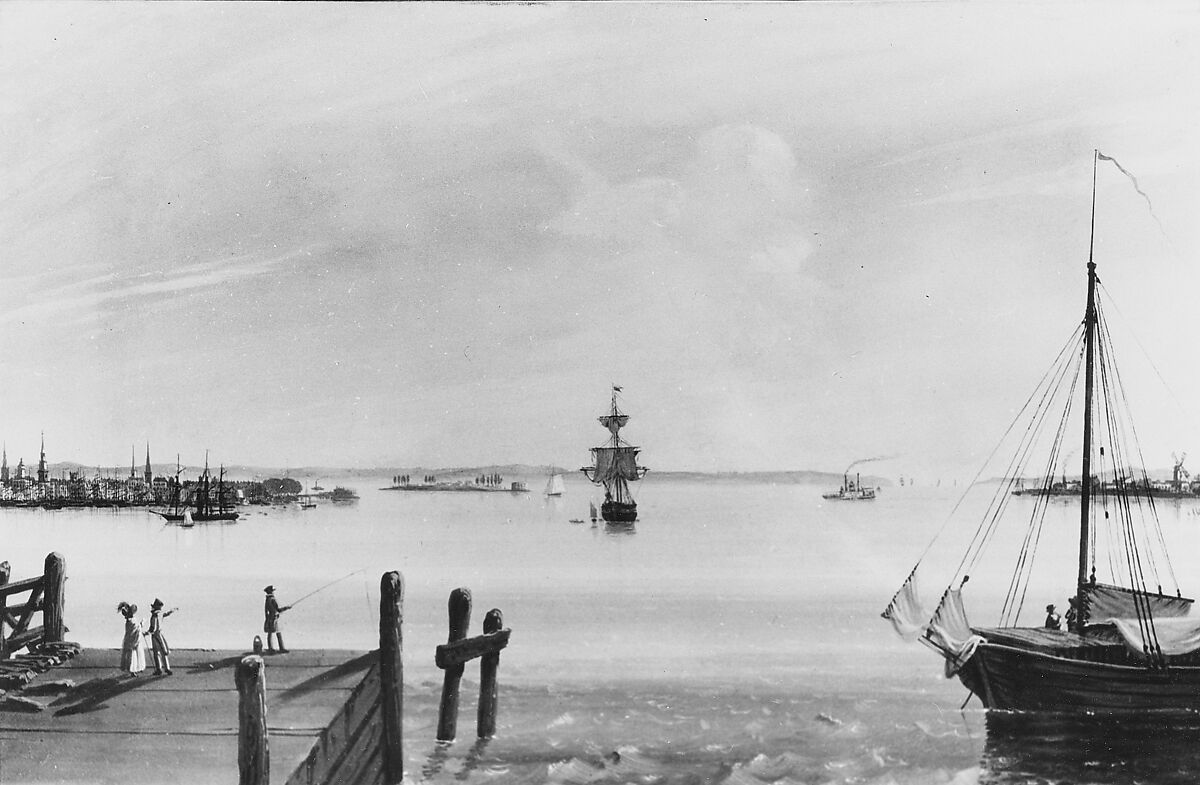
top-left (3, 3), bottom-right (1199, 478)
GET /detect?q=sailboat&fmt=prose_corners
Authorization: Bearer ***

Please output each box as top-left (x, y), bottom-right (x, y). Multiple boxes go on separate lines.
top-left (883, 151), bottom-right (1200, 713)
top-left (582, 386), bottom-right (648, 522)
top-left (300, 482), bottom-right (317, 509)
top-left (589, 500), bottom-right (598, 523)
top-left (544, 473), bottom-right (565, 497)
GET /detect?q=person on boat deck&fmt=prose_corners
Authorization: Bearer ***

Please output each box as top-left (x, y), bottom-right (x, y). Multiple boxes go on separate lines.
top-left (1044, 603), bottom-right (1062, 630)
top-left (1065, 597), bottom-right (1080, 632)
top-left (147, 598), bottom-right (174, 675)
top-left (263, 585), bottom-right (291, 653)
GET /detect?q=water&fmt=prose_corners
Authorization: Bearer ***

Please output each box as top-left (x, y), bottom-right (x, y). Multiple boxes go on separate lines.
top-left (5, 475), bottom-right (1200, 783)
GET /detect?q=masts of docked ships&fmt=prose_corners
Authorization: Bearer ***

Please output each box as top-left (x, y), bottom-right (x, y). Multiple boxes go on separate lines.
top-left (1075, 150), bottom-right (1100, 630)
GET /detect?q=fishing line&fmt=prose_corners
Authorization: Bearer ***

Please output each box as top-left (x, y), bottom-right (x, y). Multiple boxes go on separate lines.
top-left (289, 568), bottom-right (367, 608)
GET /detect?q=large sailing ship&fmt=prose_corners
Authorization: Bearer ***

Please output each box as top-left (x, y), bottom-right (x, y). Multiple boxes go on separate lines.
top-left (582, 387), bottom-right (647, 522)
top-left (884, 151), bottom-right (1200, 713)
top-left (155, 459), bottom-right (239, 523)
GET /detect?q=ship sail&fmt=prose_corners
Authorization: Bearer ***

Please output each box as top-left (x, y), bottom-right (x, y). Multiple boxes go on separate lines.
top-left (883, 151), bottom-right (1200, 712)
top-left (581, 387), bottom-right (647, 523)
top-left (545, 473), bottom-right (565, 496)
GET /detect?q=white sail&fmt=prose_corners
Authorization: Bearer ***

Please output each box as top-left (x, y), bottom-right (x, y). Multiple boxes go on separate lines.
top-left (545, 474), bottom-right (565, 496)
top-left (881, 567), bottom-right (930, 640)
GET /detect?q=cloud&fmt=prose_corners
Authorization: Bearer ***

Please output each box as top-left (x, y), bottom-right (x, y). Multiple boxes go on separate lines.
top-left (545, 123), bottom-right (814, 272)
top-left (0, 247), bottom-right (312, 327)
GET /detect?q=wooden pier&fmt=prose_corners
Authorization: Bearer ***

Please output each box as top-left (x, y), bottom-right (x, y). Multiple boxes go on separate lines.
top-left (0, 565), bottom-right (513, 784)
top-left (0, 648), bottom-right (374, 784)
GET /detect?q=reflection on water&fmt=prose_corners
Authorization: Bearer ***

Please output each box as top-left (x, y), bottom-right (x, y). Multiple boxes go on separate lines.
top-left (983, 711), bottom-right (1200, 784)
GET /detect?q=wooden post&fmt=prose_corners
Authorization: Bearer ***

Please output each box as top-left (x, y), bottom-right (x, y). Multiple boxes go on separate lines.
top-left (0, 560), bottom-right (10, 660)
top-left (379, 571), bottom-right (404, 783)
top-left (236, 655), bottom-right (269, 785)
top-left (477, 609), bottom-right (503, 738)
top-left (436, 587), bottom-right (472, 742)
top-left (42, 552), bottom-right (65, 643)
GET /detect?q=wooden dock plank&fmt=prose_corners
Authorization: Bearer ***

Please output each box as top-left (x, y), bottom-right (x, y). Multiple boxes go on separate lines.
top-left (0, 648), bottom-right (371, 784)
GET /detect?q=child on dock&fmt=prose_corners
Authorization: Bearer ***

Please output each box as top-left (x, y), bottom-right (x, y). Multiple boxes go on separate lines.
top-left (148, 598), bottom-right (175, 675)
top-left (117, 602), bottom-right (147, 676)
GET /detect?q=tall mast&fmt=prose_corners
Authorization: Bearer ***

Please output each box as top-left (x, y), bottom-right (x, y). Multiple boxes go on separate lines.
top-left (1076, 149), bottom-right (1100, 627)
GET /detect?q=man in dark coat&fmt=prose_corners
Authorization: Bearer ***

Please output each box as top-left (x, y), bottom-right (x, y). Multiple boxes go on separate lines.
top-left (148, 598), bottom-right (174, 675)
top-left (263, 585), bottom-right (291, 653)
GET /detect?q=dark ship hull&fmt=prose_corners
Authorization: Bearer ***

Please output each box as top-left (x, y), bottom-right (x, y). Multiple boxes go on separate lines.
top-left (155, 510), bottom-right (239, 523)
top-left (958, 633), bottom-right (1200, 713)
top-left (601, 500), bottom-right (637, 523)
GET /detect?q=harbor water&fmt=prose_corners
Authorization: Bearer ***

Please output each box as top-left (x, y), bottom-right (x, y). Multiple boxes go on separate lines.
top-left (5, 474), bottom-right (1200, 783)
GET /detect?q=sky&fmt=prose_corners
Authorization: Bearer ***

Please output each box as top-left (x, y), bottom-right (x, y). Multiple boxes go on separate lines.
top-left (1, 2), bottom-right (1199, 478)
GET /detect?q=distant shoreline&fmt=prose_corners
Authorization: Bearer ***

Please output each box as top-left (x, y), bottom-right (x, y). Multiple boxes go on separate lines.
top-left (41, 461), bottom-right (888, 486)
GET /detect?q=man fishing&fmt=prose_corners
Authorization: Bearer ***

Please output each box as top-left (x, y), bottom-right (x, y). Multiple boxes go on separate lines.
top-left (261, 570), bottom-right (362, 654)
top-left (263, 585), bottom-right (291, 653)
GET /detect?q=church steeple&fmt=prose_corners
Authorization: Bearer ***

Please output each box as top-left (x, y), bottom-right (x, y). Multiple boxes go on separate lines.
top-left (1, 443), bottom-right (8, 483)
top-left (144, 445), bottom-right (152, 484)
top-left (131, 444), bottom-right (137, 479)
top-left (37, 432), bottom-right (47, 484)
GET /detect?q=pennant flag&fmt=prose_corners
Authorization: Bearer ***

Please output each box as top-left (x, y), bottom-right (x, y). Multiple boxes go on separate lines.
top-left (1097, 151), bottom-right (1166, 234)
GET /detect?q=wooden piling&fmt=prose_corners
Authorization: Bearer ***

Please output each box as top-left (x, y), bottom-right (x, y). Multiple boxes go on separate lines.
top-left (236, 655), bottom-right (269, 785)
top-left (379, 571), bottom-right (405, 783)
top-left (42, 552), bottom-right (65, 644)
top-left (436, 587), bottom-right (472, 742)
top-left (477, 608), bottom-right (503, 738)
top-left (0, 560), bottom-right (10, 661)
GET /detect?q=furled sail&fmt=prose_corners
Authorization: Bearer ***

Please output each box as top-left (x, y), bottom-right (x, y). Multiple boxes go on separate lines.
top-left (925, 589), bottom-right (983, 677)
top-left (1082, 582), bottom-right (1192, 620)
top-left (598, 414), bottom-right (630, 435)
top-left (589, 446), bottom-right (643, 481)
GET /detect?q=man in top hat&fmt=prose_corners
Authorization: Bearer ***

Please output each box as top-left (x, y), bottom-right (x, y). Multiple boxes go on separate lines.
top-left (1044, 603), bottom-right (1062, 630)
top-left (263, 586), bottom-right (292, 653)
top-left (148, 598), bottom-right (175, 675)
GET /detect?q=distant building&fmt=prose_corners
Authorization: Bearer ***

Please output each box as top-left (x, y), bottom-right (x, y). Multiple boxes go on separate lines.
top-left (37, 433), bottom-right (47, 485)
top-left (1, 443), bottom-right (8, 483)
top-left (144, 445), bottom-right (152, 485)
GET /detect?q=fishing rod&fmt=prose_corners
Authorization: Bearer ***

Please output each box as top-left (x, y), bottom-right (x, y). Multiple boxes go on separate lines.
top-left (286, 569), bottom-right (366, 609)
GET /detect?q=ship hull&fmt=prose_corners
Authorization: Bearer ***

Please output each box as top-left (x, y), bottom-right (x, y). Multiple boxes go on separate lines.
top-left (155, 511), bottom-right (239, 523)
top-left (959, 642), bottom-right (1200, 713)
top-left (601, 500), bottom-right (637, 522)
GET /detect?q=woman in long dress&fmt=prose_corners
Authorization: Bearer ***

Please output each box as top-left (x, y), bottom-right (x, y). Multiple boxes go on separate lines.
top-left (117, 601), bottom-right (147, 676)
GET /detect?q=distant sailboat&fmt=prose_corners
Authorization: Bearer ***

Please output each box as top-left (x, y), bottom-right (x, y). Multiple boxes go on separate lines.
top-left (544, 473), bottom-right (565, 497)
top-left (300, 482), bottom-right (317, 509)
top-left (589, 500), bottom-right (598, 523)
top-left (582, 386), bottom-right (648, 522)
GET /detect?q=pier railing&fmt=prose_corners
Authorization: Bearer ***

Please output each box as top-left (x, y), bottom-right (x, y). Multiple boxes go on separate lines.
top-left (235, 574), bottom-right (512, 785)
top-left (0, 552), bottom-right (65, 660)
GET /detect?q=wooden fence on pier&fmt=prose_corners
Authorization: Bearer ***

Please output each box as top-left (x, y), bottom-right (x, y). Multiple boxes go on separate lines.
top-left (0, 552), bottom-right (66, 661)
top-left (235, 573), bottom-right (509, 785)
